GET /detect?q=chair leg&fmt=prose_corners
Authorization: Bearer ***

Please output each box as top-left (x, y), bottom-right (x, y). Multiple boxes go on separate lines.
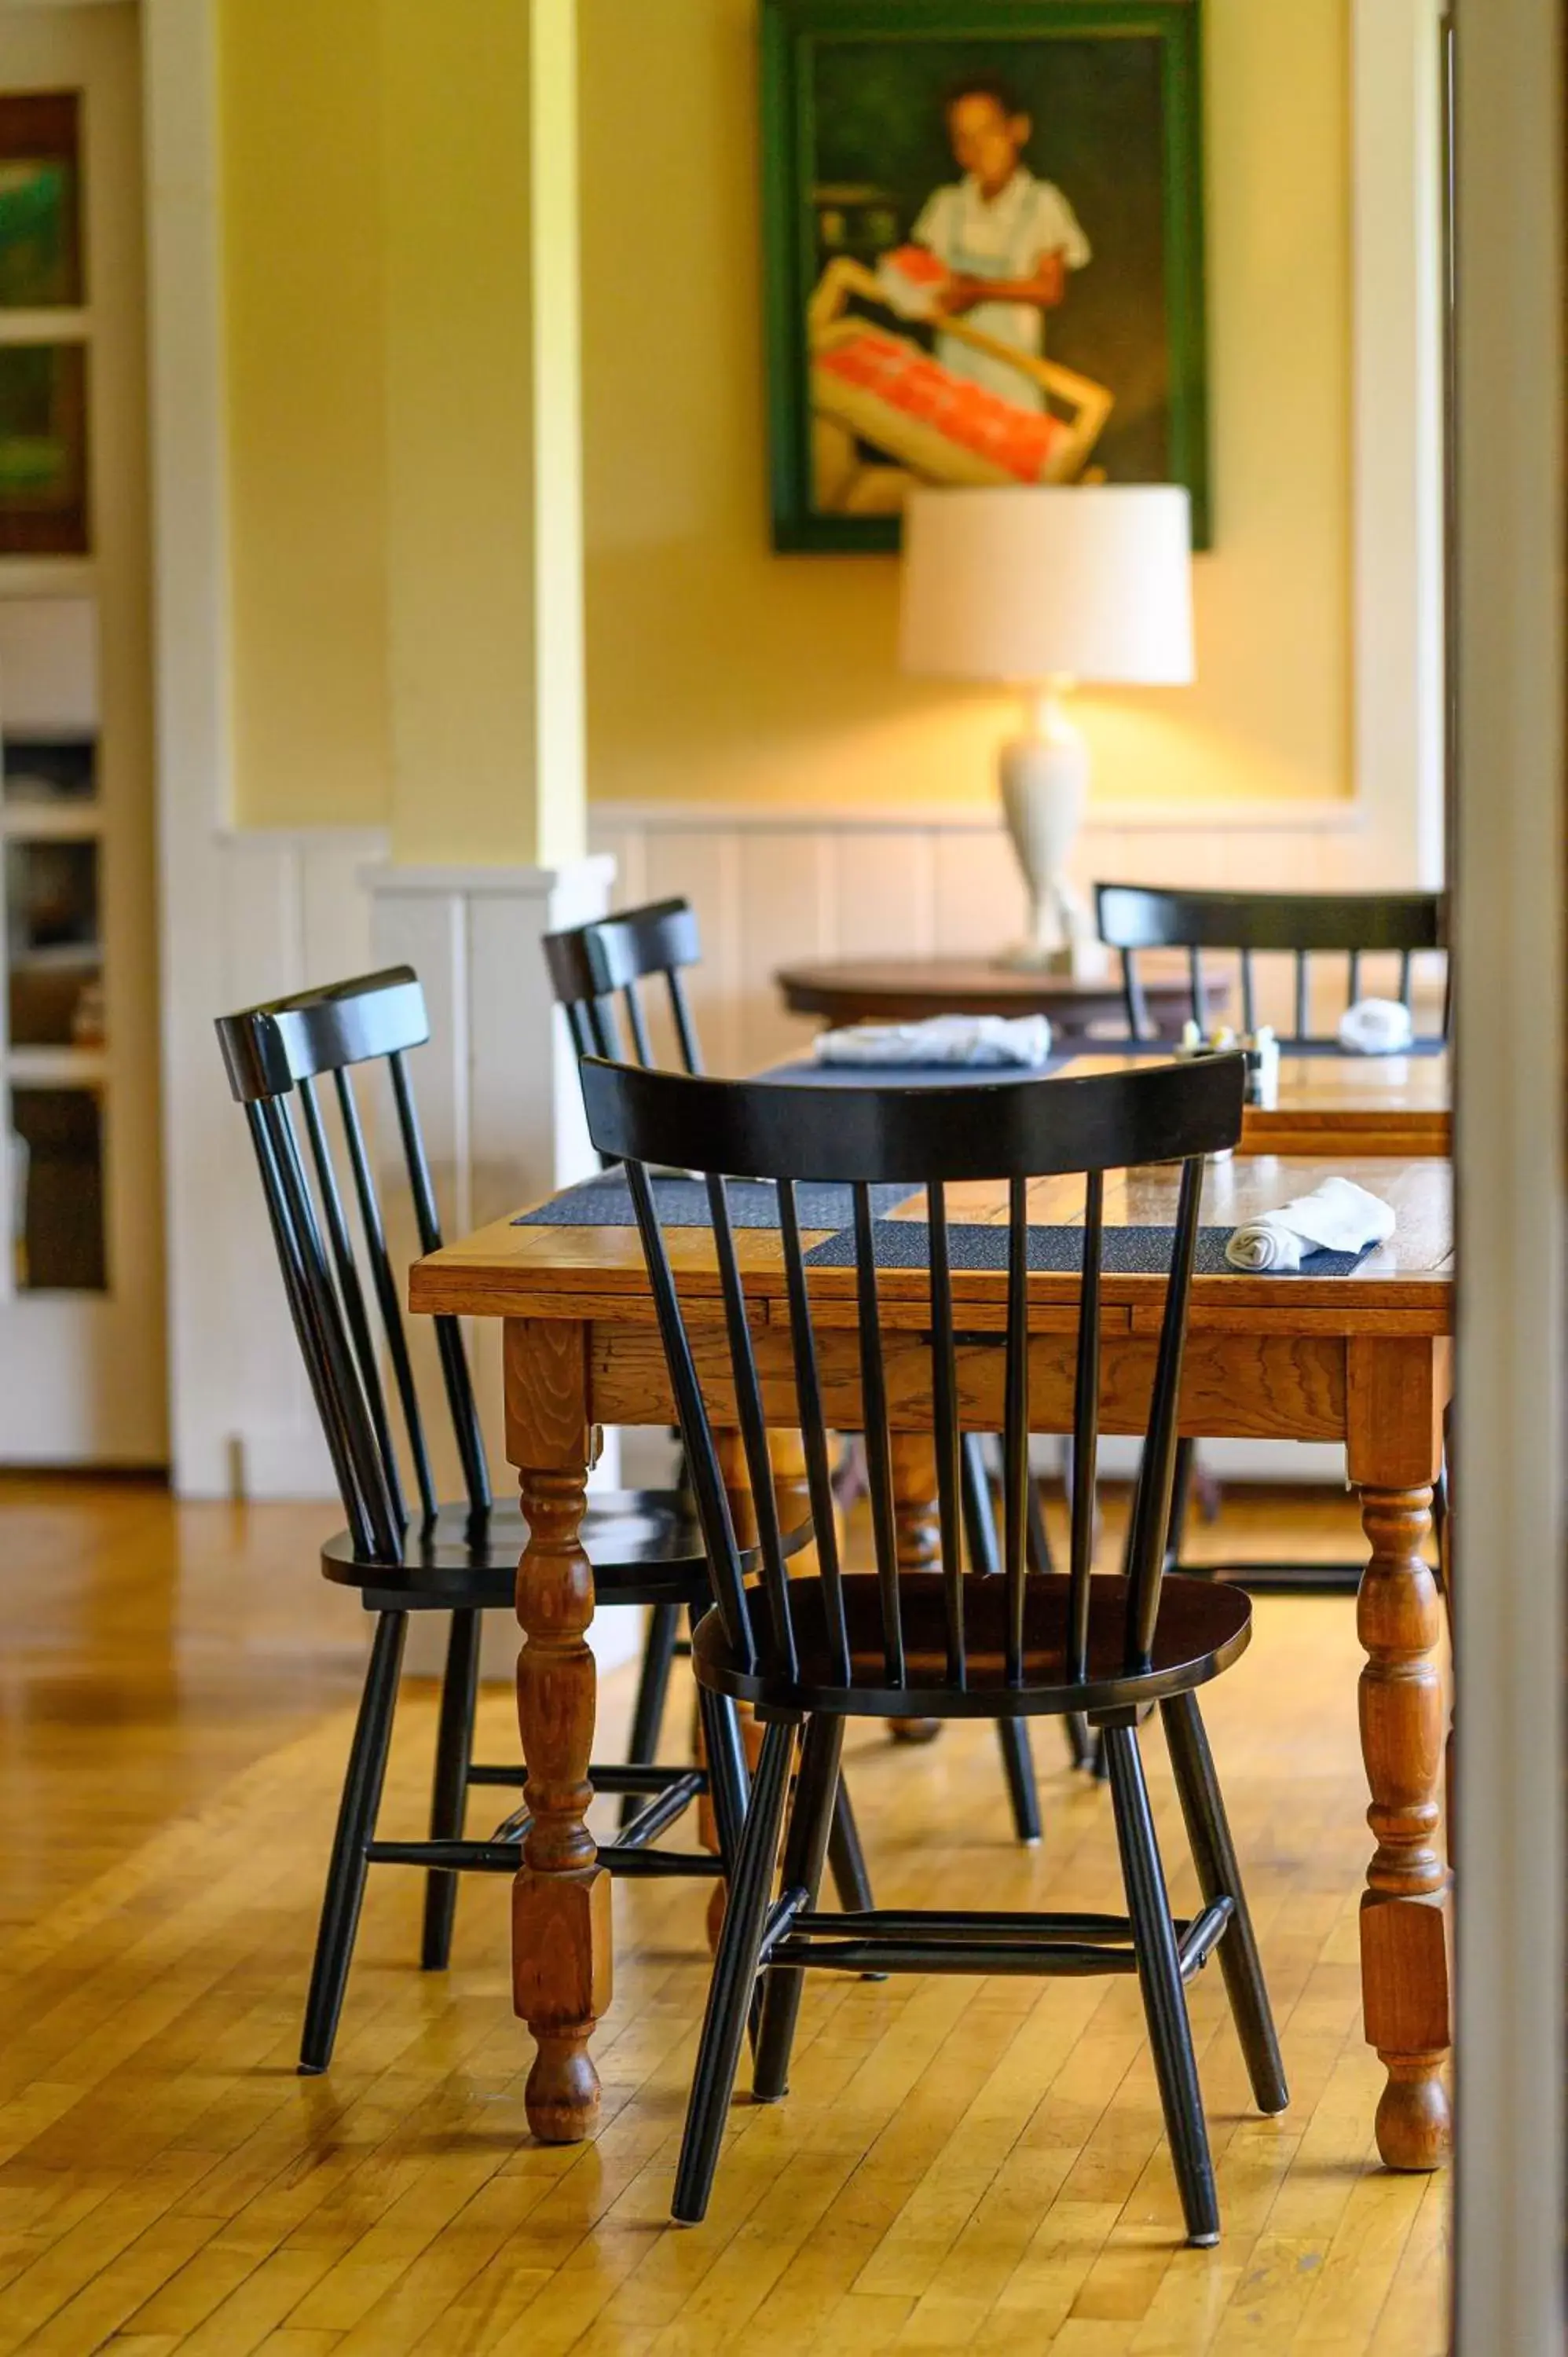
top-left (1103, 1722), bottom-right (1220, 2247)
top-left (826, 1772), bottom-right (874, 1912)
top-left (621, 1602), bottom-right (683, 1831)
top-left (754, 1716), bottom-right (846, 2101)
top-left (420, 1607), bottom-right (482, 1971)
top-left (995, 1718), bottom-right (1042, 1843)
top-left (300, 1609), bottom-right (408, 2075)
top-left (1161, 1692), bottom-right (1288, 2117)
top-left (673, 1717), bottom-right (797, 2225)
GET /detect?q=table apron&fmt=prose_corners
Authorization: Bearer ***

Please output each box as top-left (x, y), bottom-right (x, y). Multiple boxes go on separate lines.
top-left (587, 1321), bottom-right (1351, 1444)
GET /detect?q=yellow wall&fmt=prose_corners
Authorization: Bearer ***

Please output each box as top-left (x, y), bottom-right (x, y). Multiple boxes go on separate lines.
top-left (222, 0), bottom-right (1350, 830)
top-left (580, 0), bottom-right (1351, 809)
top-left (221, 0), bottom-right (390, 830)
top-left (221, 0), bottom-right (585, 862)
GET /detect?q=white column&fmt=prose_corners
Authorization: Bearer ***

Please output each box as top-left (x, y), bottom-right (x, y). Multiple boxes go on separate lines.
top-left (1350, 0), bottom-right (1447, 888)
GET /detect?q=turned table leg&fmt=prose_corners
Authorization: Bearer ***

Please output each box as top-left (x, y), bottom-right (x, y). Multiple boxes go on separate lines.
top-left (1349, 1337), bottom-right (1453, 2171)
top-left (889, 1435), bottom-right (942, 1745)
top-left (506, 1320), bottom-right (611, 2145)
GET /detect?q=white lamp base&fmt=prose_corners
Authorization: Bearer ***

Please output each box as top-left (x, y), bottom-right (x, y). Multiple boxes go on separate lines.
top-left (995, 690), bottom-right (1107, 978)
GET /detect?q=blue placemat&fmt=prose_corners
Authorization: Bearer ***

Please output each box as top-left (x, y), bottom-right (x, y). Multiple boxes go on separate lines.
top-left (517, 1176), bottom-right (914, 1230)
top-left (802, 1221), bottom-right (1372, 1278)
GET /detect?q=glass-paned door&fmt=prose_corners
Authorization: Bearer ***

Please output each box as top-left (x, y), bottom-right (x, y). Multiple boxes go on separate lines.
top-left (0, 5), bottom-right (162, 1463)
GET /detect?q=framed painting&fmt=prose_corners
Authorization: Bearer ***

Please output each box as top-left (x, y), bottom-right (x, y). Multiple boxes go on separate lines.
top-left (760, 0), bottom-right (1208, 552)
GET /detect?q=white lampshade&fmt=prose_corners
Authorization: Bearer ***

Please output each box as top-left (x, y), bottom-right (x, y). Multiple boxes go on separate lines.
top-left (899, 485), bottom-right (1195, 687)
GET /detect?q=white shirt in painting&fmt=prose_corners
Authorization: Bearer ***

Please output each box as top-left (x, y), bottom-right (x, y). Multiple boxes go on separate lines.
top-left (912, 167), bottom-right (1090, 409)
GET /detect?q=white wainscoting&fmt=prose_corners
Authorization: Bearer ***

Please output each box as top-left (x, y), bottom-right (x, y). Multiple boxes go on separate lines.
top-left (589, 797), bottom-right (1375, 1080)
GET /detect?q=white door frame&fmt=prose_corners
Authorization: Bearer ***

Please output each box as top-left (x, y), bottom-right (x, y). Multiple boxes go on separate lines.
top-left (1452, 2), bottom-right (1566, 2348)
top-left (0, 0), bottom-right (164, 1463)
top-left (142, 0), bottom-right (236, 1488)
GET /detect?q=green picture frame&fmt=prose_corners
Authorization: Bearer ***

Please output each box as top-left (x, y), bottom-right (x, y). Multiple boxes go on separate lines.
top-left (761, 0), bottom-right (1208, 553)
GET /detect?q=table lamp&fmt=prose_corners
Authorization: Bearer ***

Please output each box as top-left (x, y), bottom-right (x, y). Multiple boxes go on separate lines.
top-left (900, 485), bottom-right (1195, 975)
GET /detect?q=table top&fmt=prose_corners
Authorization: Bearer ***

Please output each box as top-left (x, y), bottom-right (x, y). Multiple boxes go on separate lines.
top-left (775, 957), bottom-right (1221, 1023)
top-left (412, 1154), bottom-right (1453, 1335)
top-left (1059, 1050), bottom-right (1451, 1157)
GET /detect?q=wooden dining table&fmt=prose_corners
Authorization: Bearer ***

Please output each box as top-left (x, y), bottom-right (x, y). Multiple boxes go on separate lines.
top-left (411, 1072), bottom-right (1455, 2178)
top-left (1055, 1047), bottom-right (1451, 1161)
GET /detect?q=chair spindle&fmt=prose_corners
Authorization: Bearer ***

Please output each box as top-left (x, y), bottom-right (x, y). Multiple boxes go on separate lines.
top-left (778, 1187), bottom-right (852, 1684)
top-left (926, 1181), bottom-right (966, 1687)
top-left (706, 1174), bottom-right (798, 1682)
top-left (1067, 1170), bottom-right (1105, 1684)
top-left (623, 1158), bottom-right (756, 1670)
top-left (332, 1065), bottom-right (440, 1523)
top-left (298, 1078), bottom-right (408, 1533)
top-left (1123, 1156), bottom-right (1205, 1672)
top-left (1003, 1175), bottom-right (1031, 1687)
top-left (1121, 949), bottom-right (1152, 1041)
top-left (852, 1181), bottom-right (905, 1688)
top-left (260, 1098), bottom-right (401, 1566)
top-left (246, 1102), bottom-right (376, 1563)
top-left (621, 984), bottom-right (654, 1069)
top-left (667, 971), bottom-right (705, 1076)
top-left (1187, 947), bottom-right (1204, 1028)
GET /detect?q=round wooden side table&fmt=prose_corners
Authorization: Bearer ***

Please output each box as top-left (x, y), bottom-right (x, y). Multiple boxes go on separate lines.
top-left (775, 957), bottom-right (1225, 1041)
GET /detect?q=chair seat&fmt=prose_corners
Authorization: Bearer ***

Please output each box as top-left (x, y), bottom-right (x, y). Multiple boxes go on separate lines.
top-left (691, 1571), bottom-right (1252, 1718)
top-left (324, 1490), bottom-right (720, 1609)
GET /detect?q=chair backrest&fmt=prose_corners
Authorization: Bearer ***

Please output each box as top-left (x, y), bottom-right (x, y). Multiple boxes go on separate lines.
top-left (580, 1054), bottom-right (1245, 1695)
top-left (1094, 883), bottom-right (1449, 1043)
top-left (214, 966), bottom-right (489, 1560)
top-left (543, 897), bottom-right (705, 1075)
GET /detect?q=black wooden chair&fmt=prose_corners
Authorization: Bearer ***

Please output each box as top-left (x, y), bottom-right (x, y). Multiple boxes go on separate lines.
top-left (544, 899), bottom-right (1068, 1842)
top-left (1095, 883), bottom-right (1448, 1047)
top-left (214, 967), bottom-right (768, 2075)
top-left (581, 1050), bottom-right (1288, 2244)
top-left (1097, 882), bottom-right (1449, 1596)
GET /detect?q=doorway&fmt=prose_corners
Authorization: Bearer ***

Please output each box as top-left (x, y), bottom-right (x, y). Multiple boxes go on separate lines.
top-left (0, 0), bottom-right (162, 1464)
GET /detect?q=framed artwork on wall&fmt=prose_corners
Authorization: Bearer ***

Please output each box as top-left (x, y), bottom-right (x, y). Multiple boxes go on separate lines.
top-left (761, 0), bottom-right (1208, 553)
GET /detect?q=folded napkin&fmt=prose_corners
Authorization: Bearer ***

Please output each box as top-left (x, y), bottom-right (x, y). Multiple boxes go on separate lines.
top-left (814, 1014), bottom-right (1053, 1070)
top-left (1338, 997), bottom-right (1414, 1055)
top-left (1225, 1175), bottom-right (1395, 1274)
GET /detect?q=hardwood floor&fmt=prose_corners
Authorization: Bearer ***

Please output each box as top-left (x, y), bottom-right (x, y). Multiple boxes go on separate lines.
top-left (0, 1475), bottom-right (1449, 2354)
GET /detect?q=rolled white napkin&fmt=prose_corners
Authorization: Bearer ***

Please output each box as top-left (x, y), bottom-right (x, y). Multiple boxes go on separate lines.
top-left (814, 1014), bottom-right (1053, 1070)
top-left (1225, 1175), bottom-right (1396, 1274)
top-left (1338, 996), bottom-right (1414, 1055)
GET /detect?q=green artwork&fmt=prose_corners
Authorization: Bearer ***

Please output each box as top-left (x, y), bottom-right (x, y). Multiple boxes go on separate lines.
top-left (0, 344), bottom-right (88, 554)
top-left (762, 0), bottom-right (1207, 553)
top-left (0, 159), bottom-right (81, 309)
